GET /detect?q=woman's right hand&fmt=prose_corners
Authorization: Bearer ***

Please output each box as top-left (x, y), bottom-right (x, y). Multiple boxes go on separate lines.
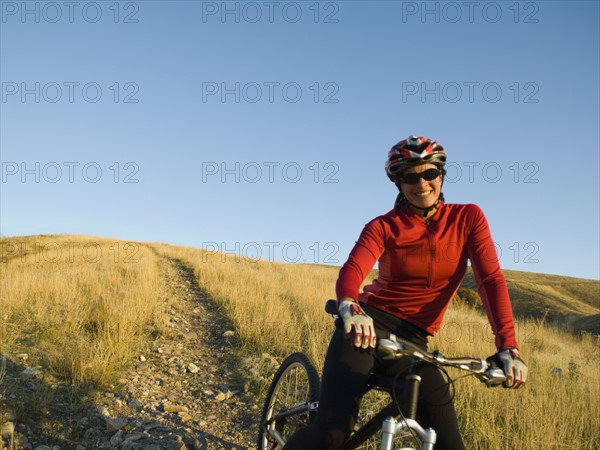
top-left (338, 299), bottom-right (377, 349)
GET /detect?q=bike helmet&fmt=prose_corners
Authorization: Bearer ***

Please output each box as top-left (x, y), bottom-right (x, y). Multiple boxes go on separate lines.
top-left (385, 135), bottom-right (447, 182)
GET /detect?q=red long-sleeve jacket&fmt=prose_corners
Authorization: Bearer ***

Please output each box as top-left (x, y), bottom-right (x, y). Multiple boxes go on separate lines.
top-left (336, 202), bottom-right (518, 350)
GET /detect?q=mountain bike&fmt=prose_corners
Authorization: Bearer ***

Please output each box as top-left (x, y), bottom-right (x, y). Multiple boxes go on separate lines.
top-left (257, 300), bottom-right (507, 450)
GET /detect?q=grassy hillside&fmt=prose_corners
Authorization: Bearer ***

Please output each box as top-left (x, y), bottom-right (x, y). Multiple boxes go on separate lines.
top-left (461, 268), bottom-right (600, 334)
top-left (0, 235), bottom-right (168, 386)
top-left (1, 235), bottom-right (599, 449)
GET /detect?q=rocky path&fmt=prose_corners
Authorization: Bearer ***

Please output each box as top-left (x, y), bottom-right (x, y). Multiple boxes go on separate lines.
top-left (1, 257), bottom-right (280, 450)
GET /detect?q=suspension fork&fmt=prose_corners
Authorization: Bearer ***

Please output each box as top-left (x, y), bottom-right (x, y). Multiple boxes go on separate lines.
top-left (400, 358), bottom-right (425, 420)
top-left (380, 358), bottom-right (438, 450)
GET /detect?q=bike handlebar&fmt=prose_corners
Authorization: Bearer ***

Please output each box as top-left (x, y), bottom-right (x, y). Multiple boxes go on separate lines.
top-left (377, 337), bottom-right (506, 387)
top-left (324, 299), bottom-right (506, 388)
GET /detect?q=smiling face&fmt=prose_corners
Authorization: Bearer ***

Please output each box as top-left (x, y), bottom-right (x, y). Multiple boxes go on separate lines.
top-left (397, 163), bottom-right (443, 210)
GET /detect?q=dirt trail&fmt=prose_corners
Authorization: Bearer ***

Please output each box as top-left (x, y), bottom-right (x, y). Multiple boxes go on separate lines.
top-left (1, 257), bottom-right (270, 449)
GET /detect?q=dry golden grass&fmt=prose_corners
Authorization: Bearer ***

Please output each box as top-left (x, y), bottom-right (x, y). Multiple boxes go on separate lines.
top-left (2, 235), bottom-right (598, 449)
top-left (0, 235), bottom-right (167, 386)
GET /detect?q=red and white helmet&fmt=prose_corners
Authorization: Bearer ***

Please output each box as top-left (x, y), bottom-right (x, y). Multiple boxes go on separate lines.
top-left (385, 135), bottom-right (447, 182)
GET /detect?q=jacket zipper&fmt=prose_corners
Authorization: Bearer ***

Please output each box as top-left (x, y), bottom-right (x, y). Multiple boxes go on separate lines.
top-left (426, 225), bottom-right (435, 288)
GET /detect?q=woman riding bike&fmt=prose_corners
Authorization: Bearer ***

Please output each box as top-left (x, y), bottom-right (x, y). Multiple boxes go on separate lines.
top-left (282, 135), bottom-right (528, 450)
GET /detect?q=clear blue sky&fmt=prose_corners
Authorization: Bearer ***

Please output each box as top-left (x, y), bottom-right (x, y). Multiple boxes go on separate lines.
top-left (1, 1), bottom-right (599, 280)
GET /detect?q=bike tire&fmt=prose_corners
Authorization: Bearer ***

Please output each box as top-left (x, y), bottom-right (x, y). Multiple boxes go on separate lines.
top-left (257, 352), bottom-right (321, 449)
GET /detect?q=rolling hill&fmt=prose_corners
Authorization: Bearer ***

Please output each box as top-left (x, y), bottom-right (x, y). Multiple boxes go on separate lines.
top-left (1, 234), bottom-right (598, 449)
top-left (460, 268), bottom-right (600, 334)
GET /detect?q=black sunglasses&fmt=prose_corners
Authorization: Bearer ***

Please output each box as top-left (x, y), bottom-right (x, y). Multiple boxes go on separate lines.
top-left (400, 168), bottom-right (442, 185)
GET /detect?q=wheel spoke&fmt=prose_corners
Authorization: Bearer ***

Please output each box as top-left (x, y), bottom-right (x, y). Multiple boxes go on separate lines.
top-left (257, 354), bottom-right (320, 449)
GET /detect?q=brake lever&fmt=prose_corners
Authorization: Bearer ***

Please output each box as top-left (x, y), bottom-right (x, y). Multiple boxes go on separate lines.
top-left (477, 366), bottom-right (507, 388)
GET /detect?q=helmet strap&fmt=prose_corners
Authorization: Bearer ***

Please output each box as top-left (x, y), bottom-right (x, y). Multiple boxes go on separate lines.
top-left (409, 197), bottom-right (442, 217)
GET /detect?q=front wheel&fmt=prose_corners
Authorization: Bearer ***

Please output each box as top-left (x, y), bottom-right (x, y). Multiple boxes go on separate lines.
top-left (257, 352), bottom-right (320, 449)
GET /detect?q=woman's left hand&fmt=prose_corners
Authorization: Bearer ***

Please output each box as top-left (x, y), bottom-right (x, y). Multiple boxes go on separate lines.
top-left (494, 348), bottom-right (528, 389)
